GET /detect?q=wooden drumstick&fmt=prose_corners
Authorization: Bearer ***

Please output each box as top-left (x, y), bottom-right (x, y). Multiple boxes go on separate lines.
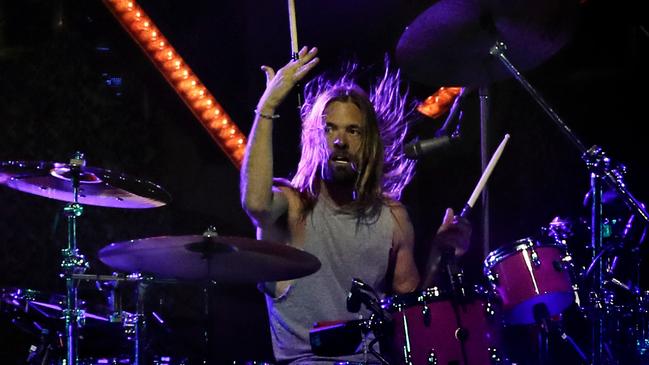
top-left (288, 0), bottom-right (299, 58)
top-left (287, 0), bottom-right (303, 108)
top-left (460, 134), bottom-right (510, 217)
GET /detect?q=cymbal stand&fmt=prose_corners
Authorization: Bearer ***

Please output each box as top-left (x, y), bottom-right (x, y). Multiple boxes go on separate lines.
top-left (61, 152), bottom-right (90, 365)
top-left (489, 41), bottom-right (649, 365)
top-left (135, 276), bottom-right (149, 365)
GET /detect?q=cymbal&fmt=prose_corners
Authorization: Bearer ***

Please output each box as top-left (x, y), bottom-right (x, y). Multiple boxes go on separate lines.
top-left (396, 0), bottom-right (579, 87)
top-left (98, 235), bottom-right (322, 283)
top-left (0, 160), bottom-right (171, 208)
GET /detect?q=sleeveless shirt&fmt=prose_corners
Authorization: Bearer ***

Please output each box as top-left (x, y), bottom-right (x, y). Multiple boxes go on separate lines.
top-left (263, 197), bottom-right (395, 364)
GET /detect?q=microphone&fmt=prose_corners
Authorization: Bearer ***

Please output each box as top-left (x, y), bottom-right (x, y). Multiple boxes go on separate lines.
top-left (346, 288), bottom-right (362, 313)
top-left (404, 135), bottom-right (456, 159)
top-left (346, 278), bottom-right (387, 320)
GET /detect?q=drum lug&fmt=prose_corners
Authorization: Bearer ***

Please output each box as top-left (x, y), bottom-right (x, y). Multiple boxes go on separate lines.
top-left (554, 255), bottom-right (573, 272)
top-left (427, 349), bottom-right (438, 365)
top-left (488, 347), bottom-right (506, 364)
top-left (486, 271), bottom-right (499, 286)
top-left (485, 300), bottom-right (497, 317)
top-left (421, 303), bottom-right (431, 327)
top-left (530, 247), bottom-right (541, 267)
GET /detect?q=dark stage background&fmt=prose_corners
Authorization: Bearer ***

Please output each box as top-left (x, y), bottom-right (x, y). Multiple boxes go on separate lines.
top-left (1, 0), bottom-right (648, 363)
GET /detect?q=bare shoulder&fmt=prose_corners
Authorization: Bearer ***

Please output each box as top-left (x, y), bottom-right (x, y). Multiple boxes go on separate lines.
top-left (386, 198), bottom-right (414, 249)
top-left (386, 198), bottom-right (411, 225)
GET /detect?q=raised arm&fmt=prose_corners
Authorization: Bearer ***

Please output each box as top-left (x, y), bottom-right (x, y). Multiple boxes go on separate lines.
top-left (240, 47), bottom-right (319, 227)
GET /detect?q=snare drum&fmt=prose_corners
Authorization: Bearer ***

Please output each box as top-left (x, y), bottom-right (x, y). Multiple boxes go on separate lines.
top-left (383, 286), bottom-right (504, 365)
top-left (484, 238), bottom-right (575, 324)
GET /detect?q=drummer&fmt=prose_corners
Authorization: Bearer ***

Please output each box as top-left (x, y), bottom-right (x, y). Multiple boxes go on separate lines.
top-left (240, 46), bottom-right (471, 364)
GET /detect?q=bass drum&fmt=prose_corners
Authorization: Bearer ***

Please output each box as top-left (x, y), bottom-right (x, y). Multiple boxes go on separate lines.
top-left (383, 286), bottom-right (506, 365)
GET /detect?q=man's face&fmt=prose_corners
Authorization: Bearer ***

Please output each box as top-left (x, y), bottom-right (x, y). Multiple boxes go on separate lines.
top-left (321, 100), bottom-right (365, 184)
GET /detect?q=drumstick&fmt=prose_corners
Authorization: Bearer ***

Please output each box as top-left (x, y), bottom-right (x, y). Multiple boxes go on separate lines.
top-left (288, 0), bottom-right (299, 58)
top-left (460, 134), bottom-right (510, 217)
top-left (287, 0), bottom-right (303, 108)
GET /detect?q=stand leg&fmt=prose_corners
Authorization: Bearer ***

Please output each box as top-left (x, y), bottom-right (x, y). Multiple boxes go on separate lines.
top-left (479, 87), bottom-right (491, 257)
top-left (135, 281), bottom-right (148, 365)
top-left (533, 304), bottom-right (551, 365)
top-left (590, 174), bottom-right (604, 365)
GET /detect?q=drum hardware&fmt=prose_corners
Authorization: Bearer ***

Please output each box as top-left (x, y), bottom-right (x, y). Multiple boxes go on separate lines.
top-left (401, 0), bottom-right (645, 356)
top-left (441, 249), bottom-right (471, 365)
top-left (343, 278), bottom-right (393, 365)
top-left (0, 154), bottom-right (171, 365)
top-left (493, 40), bottom-right (649, 358)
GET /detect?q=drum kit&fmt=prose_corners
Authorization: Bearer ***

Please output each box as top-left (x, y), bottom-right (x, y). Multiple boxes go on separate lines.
top-left (0, 153), bottom-right (322, 365)
top-left (2, 0), bottom-right (647, 364)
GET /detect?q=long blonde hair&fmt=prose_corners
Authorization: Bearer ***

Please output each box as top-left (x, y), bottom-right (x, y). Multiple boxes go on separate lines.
top-left (291, 60), bottom-right (416, 220)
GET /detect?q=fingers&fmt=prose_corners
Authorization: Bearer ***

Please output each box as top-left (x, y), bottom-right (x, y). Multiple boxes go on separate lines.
top-left (442, 208), bottom-right (454, 225)
top-left (294, 56), bottom-right (319, 81)
top-left (260, 65), bottom-right (276, 85)
top-left (259, 46), bottom-right (318, 87)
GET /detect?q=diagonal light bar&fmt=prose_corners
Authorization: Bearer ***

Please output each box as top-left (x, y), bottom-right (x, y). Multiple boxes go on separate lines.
top-left (103, 0), bottom-right (246, 168)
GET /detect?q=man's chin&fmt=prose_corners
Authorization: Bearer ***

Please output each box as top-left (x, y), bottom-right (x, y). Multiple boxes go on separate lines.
top-left (323, 164), bottom-right (357, 185)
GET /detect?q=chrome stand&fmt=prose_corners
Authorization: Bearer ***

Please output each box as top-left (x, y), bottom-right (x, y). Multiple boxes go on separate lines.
top-left (61, 152), bottom-right (90, 365)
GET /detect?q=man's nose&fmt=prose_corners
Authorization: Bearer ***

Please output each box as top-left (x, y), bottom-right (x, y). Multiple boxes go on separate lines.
top-left (333, 136), bottom-right (348, 149)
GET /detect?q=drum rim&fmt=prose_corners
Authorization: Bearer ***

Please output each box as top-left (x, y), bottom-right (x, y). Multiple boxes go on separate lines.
top-left (483, 237), bottom-right (567, 270)
top-left (382, 285), bottom-right (490, 311)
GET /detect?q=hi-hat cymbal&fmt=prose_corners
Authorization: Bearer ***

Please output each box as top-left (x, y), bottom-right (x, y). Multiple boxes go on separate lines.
top-left (396, 0), bottom-right (579, 87)
top-left (0, 160), bottom-right (171, 209)
top-left (98, 235), bottom-right (322, 283)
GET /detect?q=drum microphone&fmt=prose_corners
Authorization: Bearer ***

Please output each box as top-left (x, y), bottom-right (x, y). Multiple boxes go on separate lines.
top-left (404, 134), bottom-right (457, 159)
top-left (346, 278), bottom-right (387, 320)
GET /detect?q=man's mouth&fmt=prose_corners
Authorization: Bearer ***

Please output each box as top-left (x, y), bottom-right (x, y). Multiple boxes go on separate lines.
top-left (329, 155), bottom-right (358, 173)
top-left (332, 156), bottom-right (350, 165)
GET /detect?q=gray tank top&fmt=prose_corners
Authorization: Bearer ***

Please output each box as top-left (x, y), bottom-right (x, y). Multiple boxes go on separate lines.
top-left (263, 197), bottom-right (395, 364)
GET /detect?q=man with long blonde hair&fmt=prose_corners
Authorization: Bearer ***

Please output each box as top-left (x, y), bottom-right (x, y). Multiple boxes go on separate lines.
top-left (241, 47), bottom-right (470, 364)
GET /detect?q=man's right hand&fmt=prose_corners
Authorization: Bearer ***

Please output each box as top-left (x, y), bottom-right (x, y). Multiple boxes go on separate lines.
top-left (257, 46), bottom-right (319, 113)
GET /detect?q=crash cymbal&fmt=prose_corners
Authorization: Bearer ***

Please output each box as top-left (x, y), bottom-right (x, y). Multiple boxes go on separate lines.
top-left (98, 235), bottom-right (322, 283)
top-left (396, 0), bottom-right (579, 87)
top-left (0, 160), bottom-right (171, 208)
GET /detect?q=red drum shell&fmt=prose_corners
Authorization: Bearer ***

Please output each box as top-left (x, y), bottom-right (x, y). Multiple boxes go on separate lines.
top-left (384, 287), bottom-right (503, 365)
top-left (484, 238), bottom-right (575, 324)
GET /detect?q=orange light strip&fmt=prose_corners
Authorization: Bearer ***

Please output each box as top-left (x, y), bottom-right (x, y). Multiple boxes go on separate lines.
top-left (417, 86), bottom-right (463, 119)
top-left (102, 0), bottom-right (246, 168)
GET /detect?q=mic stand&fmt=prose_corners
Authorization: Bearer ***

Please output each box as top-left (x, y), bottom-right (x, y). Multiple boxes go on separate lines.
top-left (489, 41), bottom-right (649, 365)
top-left (479, 86), bottom-right (491, 258)
top-left (61, 151), bottom-right (90, 365)
top-left (442, 249), bottom-right (470, 365)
